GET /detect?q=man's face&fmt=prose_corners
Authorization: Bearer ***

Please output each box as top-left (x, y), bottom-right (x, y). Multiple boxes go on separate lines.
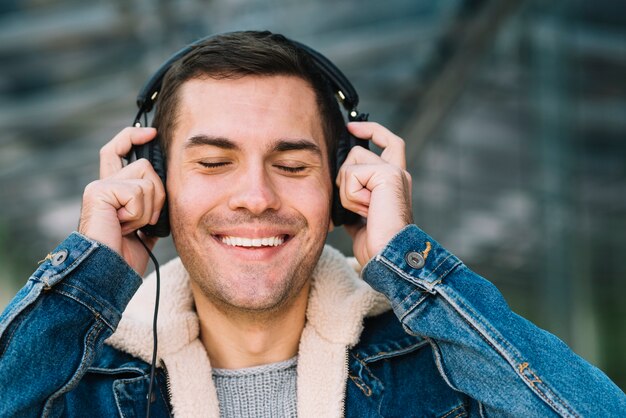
top-left (166, 75), bottom-right (332, 313)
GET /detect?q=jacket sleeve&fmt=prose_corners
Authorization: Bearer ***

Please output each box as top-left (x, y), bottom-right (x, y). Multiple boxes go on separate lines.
top-left (361, 224), bottom-right (626, 417)
top-left (0, 232), bottom-right (143, 418)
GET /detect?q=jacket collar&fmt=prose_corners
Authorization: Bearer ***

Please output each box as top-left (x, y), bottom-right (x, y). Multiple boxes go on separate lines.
top-left (106, 245), bottom-right (390, 417)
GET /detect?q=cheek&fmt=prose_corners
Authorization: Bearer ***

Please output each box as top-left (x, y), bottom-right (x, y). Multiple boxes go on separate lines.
top-left (281, 178), bottom-right (332, 220)
top-left (167, 174), bottom-right (224, 220)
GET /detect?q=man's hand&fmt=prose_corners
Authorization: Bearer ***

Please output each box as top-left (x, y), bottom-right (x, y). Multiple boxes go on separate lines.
top-left (336, 122), bottom-right (413, 266)
top-left (78, 127), bottom-right (166, 275)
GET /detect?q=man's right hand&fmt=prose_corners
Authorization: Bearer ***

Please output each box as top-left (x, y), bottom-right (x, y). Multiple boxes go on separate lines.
top-left (78, 127), bottom-right (166, 275)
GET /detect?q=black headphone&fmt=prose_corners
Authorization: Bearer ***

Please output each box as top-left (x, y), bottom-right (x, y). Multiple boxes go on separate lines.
top-left (131, 32), bottom-right (369, 237)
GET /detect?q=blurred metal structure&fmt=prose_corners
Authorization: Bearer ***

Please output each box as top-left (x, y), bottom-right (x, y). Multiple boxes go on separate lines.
top-left (0, 0), bottom-right (624, 388)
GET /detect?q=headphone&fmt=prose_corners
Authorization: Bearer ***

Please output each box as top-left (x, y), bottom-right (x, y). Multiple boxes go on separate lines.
top-left (130, 32), bottom-right (369, 237)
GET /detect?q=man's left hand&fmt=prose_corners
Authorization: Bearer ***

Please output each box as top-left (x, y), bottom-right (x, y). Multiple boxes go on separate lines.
top-left (336, 122), bottom-right (413, 266)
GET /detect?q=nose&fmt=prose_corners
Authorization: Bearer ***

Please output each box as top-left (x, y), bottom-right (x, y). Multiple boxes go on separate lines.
top-left (227, 162), bottom-right (281, 215)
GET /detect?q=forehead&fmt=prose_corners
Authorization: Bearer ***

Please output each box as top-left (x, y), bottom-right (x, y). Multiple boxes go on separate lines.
top-left (172, 75), bottom-right (326, 153)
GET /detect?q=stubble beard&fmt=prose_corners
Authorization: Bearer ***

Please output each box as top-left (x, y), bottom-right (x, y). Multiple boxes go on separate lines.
top-left (171, 209), bottom-right (328, 322)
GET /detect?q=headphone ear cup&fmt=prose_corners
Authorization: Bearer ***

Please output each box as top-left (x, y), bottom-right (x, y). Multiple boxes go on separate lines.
top-left (132, 137), bottom-right (170, 237)
top-left (331, 127), bottom-right (368, 227)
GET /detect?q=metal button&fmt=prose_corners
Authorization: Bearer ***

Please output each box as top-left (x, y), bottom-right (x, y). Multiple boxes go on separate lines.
top-left (405, 251), bottom-right (425, 269)
top-left (51, 250), bottom-right (68, 266)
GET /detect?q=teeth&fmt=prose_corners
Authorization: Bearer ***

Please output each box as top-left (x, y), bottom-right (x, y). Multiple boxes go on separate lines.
top-left (221, 235), bottom-right (285, 247)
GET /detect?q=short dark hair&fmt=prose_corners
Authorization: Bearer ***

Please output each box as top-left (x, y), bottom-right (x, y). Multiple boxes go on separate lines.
top-left (152, 30), bottom-right (345, 169)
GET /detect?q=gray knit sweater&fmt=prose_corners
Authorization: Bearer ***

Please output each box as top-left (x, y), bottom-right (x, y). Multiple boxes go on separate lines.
top-left (212, 356), bottom-right (298, 417)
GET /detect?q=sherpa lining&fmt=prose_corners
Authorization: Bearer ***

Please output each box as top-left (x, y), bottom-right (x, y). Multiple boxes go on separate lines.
top-left (106, 245), bottom-right (390, 417)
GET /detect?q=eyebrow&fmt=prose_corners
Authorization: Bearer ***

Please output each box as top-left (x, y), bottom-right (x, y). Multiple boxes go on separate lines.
top-left (271, 139), bottom-right (322, 156)
top-left (184, 135), bottom-right (239, 150)
top-left (184, 135), bottom-right (321, 156)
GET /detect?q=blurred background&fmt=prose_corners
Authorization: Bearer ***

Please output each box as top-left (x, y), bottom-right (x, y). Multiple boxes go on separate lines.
top-left (0, 0), bottom-right (624, 389)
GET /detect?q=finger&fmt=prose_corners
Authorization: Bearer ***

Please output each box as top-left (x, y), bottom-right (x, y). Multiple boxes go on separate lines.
top-left (100, 127), bottom-right (157, 178)
top-left (114, 182), bottom-right (147, 222)
top-left (336, 146), bottom-right (386, 192)
top-left (337, 162), bottom-right (411, 217)
top-left (112, 159), bottom-right (166, 223)
top-left (340, 144), bottom-right (385, 172)
top-left (337, 163), bottom-right (376, 218)
top-left (347, 122), bottom-right (406, 169)
top-left (116, 179), bottom-right (157, 235)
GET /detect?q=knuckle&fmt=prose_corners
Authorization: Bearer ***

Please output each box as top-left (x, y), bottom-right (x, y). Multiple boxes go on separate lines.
top-left (349, 145), bottom-right (367, 159)
top-left (83, 180), bottom-right (100, 195)
top-left (156, 181), bottom-right (167, 199)
top-left (386, 132), bottom-right (405, 148)
top-left (134, 157), bottom-right (152, 171)
top-left (119, 126), bottom-right (135, 137)
top-left (122, 182), bottom-right (142, 198)
top-left (99, 143), bottom-right (112, 158)
top-left (143, 179), bottom-right (156, 193)
top-left (132, 182), bottom-right (146, 194)
top-left (122, 158), bottom-right (153, 179)
top-left (386, 164), bottom-right (403, 176)
top-left (155, 190), bottom-right (167, 206)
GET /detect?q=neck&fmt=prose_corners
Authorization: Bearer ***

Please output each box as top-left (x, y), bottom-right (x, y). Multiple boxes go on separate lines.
top-left (191, 280), bottom-right (310, 369)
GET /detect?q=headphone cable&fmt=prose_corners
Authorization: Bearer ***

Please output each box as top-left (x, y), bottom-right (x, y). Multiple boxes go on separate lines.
top-left (135, 232), bottom-right (161, 418)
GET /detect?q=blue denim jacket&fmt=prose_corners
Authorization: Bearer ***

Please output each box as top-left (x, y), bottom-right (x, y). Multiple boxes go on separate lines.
top-left (1, 226), bottom-right (624, 417)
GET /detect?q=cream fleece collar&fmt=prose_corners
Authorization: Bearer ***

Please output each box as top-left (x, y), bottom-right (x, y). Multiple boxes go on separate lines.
top-left (106, 245), bottom-right (390, 417)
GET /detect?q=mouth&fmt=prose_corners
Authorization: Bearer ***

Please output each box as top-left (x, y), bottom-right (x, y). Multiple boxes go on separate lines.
top-left (217, 234), bottom-right (289, 248)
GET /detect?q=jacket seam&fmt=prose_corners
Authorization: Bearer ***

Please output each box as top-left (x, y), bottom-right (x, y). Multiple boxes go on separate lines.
top-left (0, 303), bottom-right (34, 358)
top-left (114, 375), bottom-right (150, 417)
top-left (440, 403), bottom-right (466, 418)
top-left (437, 286), bottom-right (580, 418)
top-left (478, 402), bottom-right (486, 418)
top-left (52, 286), bottom-right (116, 331)
top-left (376, 256), bottom-right (436, 292)
top-left (87, 366), bottom-right (146, 375)
top-left (423, 254), bottom-right (461, 284)
top-left (349, 353), bottom-right (384, 396)
top-left (348, 374), bottom-right (373, 397)
top-left (42, 320), bottom-right (105, 417)
top-left (396, 287), bottom-right (429, 312)
top-left (0, 281), bottom-right (41, 343)
top-left (360, 339), bottom-right (429, 363)
top-left (425, 337), bottom-right (460, 392)
top-left (377, 254), bottom-right (462, 292)
top-left (36, 241), bottom-right (98, 287)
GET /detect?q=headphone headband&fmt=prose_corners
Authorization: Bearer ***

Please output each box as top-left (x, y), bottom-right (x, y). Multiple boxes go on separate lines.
top-left (134, 33), bottom-right (367, 124)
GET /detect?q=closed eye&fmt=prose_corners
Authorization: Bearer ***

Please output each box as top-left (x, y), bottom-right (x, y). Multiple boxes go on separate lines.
top-left (275, 165), bottom-right (307, 173)
top-left (199, 161), bottom-right (231, 169)
top-left (198, 161), bottom-right (232, 173)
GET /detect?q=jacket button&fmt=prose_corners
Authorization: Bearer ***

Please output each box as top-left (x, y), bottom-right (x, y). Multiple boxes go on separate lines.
top-left (51, 250), bottom-right (68, 266)
top-left (405, 251), bottom-right (425, 269)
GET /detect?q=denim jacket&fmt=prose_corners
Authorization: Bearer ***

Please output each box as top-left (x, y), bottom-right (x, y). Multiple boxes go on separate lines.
top-left (1, 225), bottom-right (624, 417)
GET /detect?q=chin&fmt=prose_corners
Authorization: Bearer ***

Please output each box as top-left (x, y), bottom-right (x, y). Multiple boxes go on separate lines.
top-left (191, 266), bottom-right (308, 314)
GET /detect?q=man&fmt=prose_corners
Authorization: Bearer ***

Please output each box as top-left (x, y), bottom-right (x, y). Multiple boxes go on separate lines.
top-left (0, 31), bottom-right (624, 417)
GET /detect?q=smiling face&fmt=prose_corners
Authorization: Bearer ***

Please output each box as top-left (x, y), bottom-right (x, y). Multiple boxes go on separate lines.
top-left (167, 75), bottom-right (333, 314)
